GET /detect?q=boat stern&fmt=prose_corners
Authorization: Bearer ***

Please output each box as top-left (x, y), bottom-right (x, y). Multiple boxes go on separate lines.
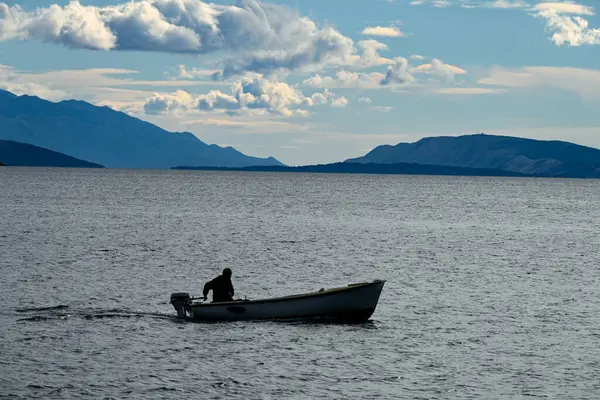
top-left (169, 292), bottom-right (191, 319)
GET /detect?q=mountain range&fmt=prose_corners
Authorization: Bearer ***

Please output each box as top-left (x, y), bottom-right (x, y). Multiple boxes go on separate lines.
top-left (346, 134), bottom-right (600, 179)
top-left (0, 140), bottom-right (103, 168)
top-left (0, 89), bottom-right (282, 169)
top-left (1, 89), bottom-right (599, 178)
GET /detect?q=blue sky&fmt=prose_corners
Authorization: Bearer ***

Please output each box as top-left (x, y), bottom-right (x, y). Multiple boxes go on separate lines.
top-left (1, 0), bottom-right (599, 165)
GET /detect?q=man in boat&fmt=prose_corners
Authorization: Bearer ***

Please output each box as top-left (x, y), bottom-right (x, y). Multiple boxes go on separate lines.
top-left (202, 268), bottom-right (235, 302)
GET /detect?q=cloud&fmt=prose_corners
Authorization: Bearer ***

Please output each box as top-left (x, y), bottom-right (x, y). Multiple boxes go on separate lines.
top-left (477, 0), bottom-right (529, 8)
top-left (302, 71), bottom-right (385, 89)
top-left (412, 0), bottom-right (529, 8)
top-left (380, 57), bottom-right (415, 85)
top-left (0, 64), bottom-right (233, 113)
top-left (532, 2), bottom-right (594, 15)
top-left (0, 0), bottom-right (366, 77)
top-left (303, 57), bottom-right (468, 88)
top-left (413, 58), bottom-right (467, 82)
top-left (435, 87), bottom-right (507, 94)
top-left (479, 65), bottom-right (600, 99)
top-left (361, 26), bottom-right (404, 37)
top-left (144, 74), bottom-right (347, 116)
top-left (218, 26), bottom-right (357, 79)
top-left (533, 2), bottom-right (600, 46)
top-left (372, 106), bottom-right (394, 112)
top-left (357, 96), bottom-right (372, 103)
top-left (406, 0), bottom-right (599, 46)
top-left (182, 118), bottom-right (316, 134)
top-left (165, 64), bottom-right (218, 79)
top-left (0, 79), bottom-right (69, 101)
top-left (355, 39), bottom-right (395, 67)
top-left (433, 0), bottom-right (451, 7)
top-left (409, 54), bottom-right (425, 60)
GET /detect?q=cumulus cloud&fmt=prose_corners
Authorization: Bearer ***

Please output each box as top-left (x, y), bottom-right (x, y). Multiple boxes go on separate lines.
top-left (380, 57), bottom-right (415, 85)
top-left (356, 40), bottom-right (395, 67)
top-left (532, 2), bottom-right (594, 15)
top-left (361, 26), bottom-right (404, 37)
top-left (217, 26), bottom-right (356, 78)
top-left (475, 0), bottom-right (529, 8)
top-left (0, 0), bottom-right (377, 77)
top-left (413, 58), bottom-right (467, 82)
top-left (144, 75), bottom-right (347, 116)
top-left (435, 87), bottom-right (506, 94)
top-left (303, 57), bottom-right (467, 88)
top-left (533, 2), bottom-right (600, 46)
top-left (302, 71), bottom-right (385, 89)
top-left (165, 64), bottom-right (218, 79)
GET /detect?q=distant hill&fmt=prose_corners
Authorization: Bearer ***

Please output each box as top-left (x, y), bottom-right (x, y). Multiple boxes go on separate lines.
top-left (345, 134), bottom-right (600, 178)
top-left (0, 89), bottom-right (283, 169)
top-left (0, 140), bottom-right (103, 168)
top-left (173, 162), bottom-right (528, 177)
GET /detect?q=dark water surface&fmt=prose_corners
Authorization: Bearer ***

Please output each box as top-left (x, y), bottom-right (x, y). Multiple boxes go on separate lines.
top-left (1, 168), bottom-right (600, 399)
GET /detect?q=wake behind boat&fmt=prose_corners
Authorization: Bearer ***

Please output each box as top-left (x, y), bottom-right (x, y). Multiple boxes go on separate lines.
top-left (170, 280), bottom-right (386, 323)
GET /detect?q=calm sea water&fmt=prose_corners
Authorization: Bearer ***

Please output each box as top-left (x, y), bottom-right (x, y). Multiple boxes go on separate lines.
top-left (1, 167), bottom-right (600, 399)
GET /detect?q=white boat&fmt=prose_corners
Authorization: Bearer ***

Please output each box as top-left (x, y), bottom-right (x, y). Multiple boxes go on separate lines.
top-left (169, 280), bottom-right (386, 323)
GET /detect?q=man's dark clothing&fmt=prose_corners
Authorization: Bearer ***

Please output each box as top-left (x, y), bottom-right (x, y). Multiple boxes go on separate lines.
top-left (203, 275), bottom-right (234, 302)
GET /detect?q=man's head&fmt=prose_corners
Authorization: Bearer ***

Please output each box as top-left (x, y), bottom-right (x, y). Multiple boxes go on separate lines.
top-left (223, 268), bottom-right (232, 278)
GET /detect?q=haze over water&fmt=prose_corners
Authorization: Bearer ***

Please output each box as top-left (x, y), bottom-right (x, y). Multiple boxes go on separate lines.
top-left (1, 167), bottom-right (599, 399)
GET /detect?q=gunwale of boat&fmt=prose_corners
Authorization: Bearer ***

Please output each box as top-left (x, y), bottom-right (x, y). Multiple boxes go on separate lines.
top-left (190, 279), bottom-right (386, 308)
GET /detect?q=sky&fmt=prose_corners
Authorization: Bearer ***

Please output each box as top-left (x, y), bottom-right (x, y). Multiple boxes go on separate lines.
top-left (0, 0), bottom-right (599, 165)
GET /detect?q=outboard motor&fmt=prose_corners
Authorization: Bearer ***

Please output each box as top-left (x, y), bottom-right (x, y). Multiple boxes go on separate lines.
top-left (170, 292), bottom-right (191, 319)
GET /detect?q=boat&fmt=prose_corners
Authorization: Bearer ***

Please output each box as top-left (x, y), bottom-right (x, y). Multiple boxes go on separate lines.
top-left (169, 279), bottom-right (386, 323)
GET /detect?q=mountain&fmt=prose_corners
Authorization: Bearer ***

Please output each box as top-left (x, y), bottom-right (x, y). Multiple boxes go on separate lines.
top-left (0, 89), bottom-right (283, 169)
top-left (345, 134), bottom-right (600, 178)
top-left (0, 140), bottom-right (103, 168)
top-left (173, 162), bottom-right (527, 177)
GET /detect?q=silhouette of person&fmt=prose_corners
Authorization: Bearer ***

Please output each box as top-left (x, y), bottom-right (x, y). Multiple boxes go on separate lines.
top-left (203, 268), bottom-right (234, 302)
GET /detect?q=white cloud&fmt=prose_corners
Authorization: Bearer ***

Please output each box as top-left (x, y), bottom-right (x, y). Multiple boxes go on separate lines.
top-left (0, 64), bottom-right (232, 113)
top-left (380, 57), bottom-right (415, 85)
top-left (435, 87), bottom-right (507, 94)
top-left (165, 64), bottom-right (218, 79)
top-left (482, 0), bottom-right (529, 9)
top-left (0, 80), bottom-right (69, 101)
top-left (479, 65), bottom-right (600, 99)
top-left (409, 54), bottom-right (425, 60)
top-left (532, 2), bottom-right (594, 15)
top-left (372, 106), bottom-right (394, 112)
top-left (413, 58), bottom-right (468, 82)
top-left (303, 57), bottom-right (469, 88)
top-left (302, 71), bottom-right (385, 89)
top-left (357, 96), bottom-right (372, 103)
top-left (144, 75), bottom-right (347, 116)
top-left (361, 26), bottom-right (404, 37)
top-left (411, 0), bottom-right (529, 9)
top-left (406, 0), bottom-right (599, 46)
top-left (181, 118), bottom-right (316, 134)
top-left (433, 0), bottom-right (452, 7)
top-left (534, 5), bottom-right (600, 46)
top-left (356, 40), bottom-right (395, 67)
top-left (0, 0), bottom-right (368, 77)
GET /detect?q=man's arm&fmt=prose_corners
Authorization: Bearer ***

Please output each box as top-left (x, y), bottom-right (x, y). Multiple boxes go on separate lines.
top-left (229, 281), bottom-right (234, 297)
top-left (203, 279), bottom-right (215, 299)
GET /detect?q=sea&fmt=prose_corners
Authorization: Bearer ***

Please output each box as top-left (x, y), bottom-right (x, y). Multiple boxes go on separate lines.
top-left (1, 167), bottom-right (599, 399)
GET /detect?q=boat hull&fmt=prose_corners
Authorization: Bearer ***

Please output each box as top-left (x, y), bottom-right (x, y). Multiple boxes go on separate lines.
top-left (187, 280), bottom-right (385, 323)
